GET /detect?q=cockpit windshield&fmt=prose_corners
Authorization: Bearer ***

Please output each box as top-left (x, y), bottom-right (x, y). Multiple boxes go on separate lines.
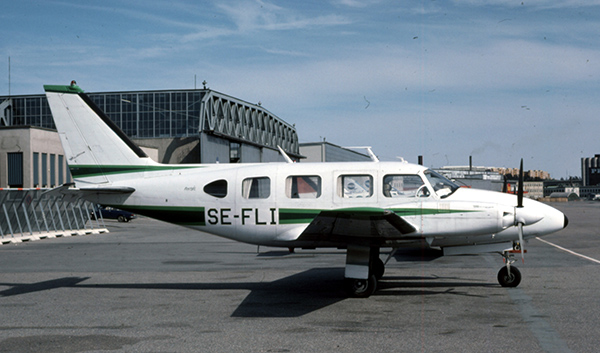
top-left (423, 170), bottom-right (459, 198)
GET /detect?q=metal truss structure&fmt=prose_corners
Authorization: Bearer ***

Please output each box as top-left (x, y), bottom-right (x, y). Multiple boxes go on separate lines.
top-left (201, 91), bottom-right (298, 154)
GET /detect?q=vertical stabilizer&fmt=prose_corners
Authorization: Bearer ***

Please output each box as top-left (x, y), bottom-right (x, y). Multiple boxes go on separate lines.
top-left (44, 83), bottom-right (157, 185)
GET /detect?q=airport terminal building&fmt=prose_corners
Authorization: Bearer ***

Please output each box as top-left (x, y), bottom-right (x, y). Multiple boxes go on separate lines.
top-left (0, 87), bottom-right (300, 188)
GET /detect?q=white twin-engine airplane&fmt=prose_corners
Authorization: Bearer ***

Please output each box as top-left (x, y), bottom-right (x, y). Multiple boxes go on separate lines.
top-left (44, 83), bottom-right (568, 297)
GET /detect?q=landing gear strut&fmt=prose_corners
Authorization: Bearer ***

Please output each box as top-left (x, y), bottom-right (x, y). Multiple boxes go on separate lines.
top-left (344, 245), bottom-right (384, 297)
top-left (497, 249), bottom-right (522, 287)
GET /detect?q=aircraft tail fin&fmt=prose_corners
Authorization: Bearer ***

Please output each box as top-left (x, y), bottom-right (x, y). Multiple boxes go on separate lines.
top-left (44, 83), bottom-right (157, 185)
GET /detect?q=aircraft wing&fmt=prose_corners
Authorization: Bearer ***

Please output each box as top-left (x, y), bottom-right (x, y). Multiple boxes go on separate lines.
top-left (296, 208), bottom-right (418, 246)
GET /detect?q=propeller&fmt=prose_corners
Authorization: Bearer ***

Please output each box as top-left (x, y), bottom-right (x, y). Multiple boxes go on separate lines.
top-left (517, 159), bottom-right (524, 208)
top-left (515, 159), bottom-right (525, 262)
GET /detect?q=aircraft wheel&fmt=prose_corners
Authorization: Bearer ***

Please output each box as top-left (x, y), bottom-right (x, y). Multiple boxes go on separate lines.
top-left (346, 275), bottom-right (377, 298)
top-left (497, 266), bottom-right (521, 287)
top-left (372, 258), bottom-right (385, 280)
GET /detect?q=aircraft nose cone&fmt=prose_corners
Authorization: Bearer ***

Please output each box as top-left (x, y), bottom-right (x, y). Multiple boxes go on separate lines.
top-left (564, 214), bottom-right (569, 229)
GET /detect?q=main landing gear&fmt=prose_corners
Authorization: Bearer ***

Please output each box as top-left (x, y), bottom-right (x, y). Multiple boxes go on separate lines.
top-left (344, 245), bottom-right (385, 298)
top-left (497, 247), bottom-right (523, 288)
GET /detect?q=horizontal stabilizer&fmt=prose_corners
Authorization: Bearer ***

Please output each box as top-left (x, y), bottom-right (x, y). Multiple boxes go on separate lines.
top-left (42, 183), bottom-right (135, 203)
top-left (80, 186), bottom-right (136, 194)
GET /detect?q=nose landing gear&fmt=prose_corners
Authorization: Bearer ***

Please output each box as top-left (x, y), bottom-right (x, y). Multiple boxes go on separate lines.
top-left (498, 248), bottom-right (522, 287)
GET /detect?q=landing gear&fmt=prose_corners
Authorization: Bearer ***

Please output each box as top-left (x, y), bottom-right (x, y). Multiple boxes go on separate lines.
top-left (497, 249), bottom-right (522, 288)
top-left (372, 257), bottom-right (385, 280)
top-left (345, 275), bottom-right (378, 298)
top-left (498, 266), bottom-right (521, 287)
top-left (344, 245), bottom-right (384, 297)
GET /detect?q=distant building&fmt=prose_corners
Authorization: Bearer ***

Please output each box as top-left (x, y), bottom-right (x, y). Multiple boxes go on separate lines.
top-left (581, 154), bottom-right (600, 186)
top-left (299, 141), bottom-right (371, 162)
top-left (0, 126), bottom-right (70, 188)
top-left (524, 181), bottom-right (545, 200)
top-left (435, 166), bottom-right (504, 191)
top-left (491, 167), bottom-right (551, 180)
top-left (580, 186), bottom-right (600, 199)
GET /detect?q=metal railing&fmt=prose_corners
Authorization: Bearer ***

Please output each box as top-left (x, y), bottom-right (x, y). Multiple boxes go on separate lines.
top-left (0, 189), bottom-right (107, 244)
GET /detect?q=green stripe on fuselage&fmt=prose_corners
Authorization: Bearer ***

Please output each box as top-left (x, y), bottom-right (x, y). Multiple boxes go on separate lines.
top-left (391, 208), bottom-right (476, 216)
top-left (69, 164), bottom-right (202, 178)
top-left (278, 207), bottom-right (479, 224)
top-left (108, 205), bottom-right (206, 226)
top-left (279, 209), bottom-right (322, 224)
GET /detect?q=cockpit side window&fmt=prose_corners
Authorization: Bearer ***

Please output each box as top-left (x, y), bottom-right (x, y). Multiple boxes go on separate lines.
top-left (424, 170), bottom-right (459, 198)
top-left (383, 175), bottom-right (429, 198)
top-left (204, 179), bottom-right (227, 198)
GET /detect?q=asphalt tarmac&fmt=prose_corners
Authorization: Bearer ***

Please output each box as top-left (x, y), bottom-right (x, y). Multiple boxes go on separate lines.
top-left (0, 201), bottom-right (598, 352)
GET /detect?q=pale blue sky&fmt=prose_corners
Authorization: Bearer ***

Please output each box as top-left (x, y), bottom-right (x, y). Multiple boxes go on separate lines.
top-left (3, 0), bottom-right (600, 178)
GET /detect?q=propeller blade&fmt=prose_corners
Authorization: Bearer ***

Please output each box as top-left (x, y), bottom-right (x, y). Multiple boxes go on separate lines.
top-left (518, 222), bottom-right (525, 263)
top-left (517, 158), bottom-right (524, 208)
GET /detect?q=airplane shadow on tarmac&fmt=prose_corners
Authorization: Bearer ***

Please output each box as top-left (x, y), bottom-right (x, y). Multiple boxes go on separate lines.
top-left (0, 268), bottom-right (496, 318)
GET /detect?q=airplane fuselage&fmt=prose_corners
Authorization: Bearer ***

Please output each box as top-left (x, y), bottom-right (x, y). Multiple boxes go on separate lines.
top-left (84, 161), bottom-right (565, 251)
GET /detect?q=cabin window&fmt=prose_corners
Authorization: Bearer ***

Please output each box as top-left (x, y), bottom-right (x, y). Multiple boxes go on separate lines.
top-left (204, 179), bottom-right (228, 198)
top-left (383, 175), bottom-right (428, 198)
top-left (338, 175), bottom-right (373, 198)
top-left (242, 177), bottom-right (271, 199)
top-left (286, 176), bottom-right (321, 199)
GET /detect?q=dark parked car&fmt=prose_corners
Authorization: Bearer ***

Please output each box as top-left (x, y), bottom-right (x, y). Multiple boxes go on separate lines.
top-left (91, 204), bottom-right (136, 222)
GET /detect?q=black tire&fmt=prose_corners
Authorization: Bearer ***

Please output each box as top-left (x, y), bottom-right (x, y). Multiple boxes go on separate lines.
top-left (372, 258), bottom-right (385, 280)
top-left (498, 266), bottom-right (522, 287)
top-left (118, 215), bottom-right (126, 222)
top-left (346, 275), bottom-right (377, 298)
